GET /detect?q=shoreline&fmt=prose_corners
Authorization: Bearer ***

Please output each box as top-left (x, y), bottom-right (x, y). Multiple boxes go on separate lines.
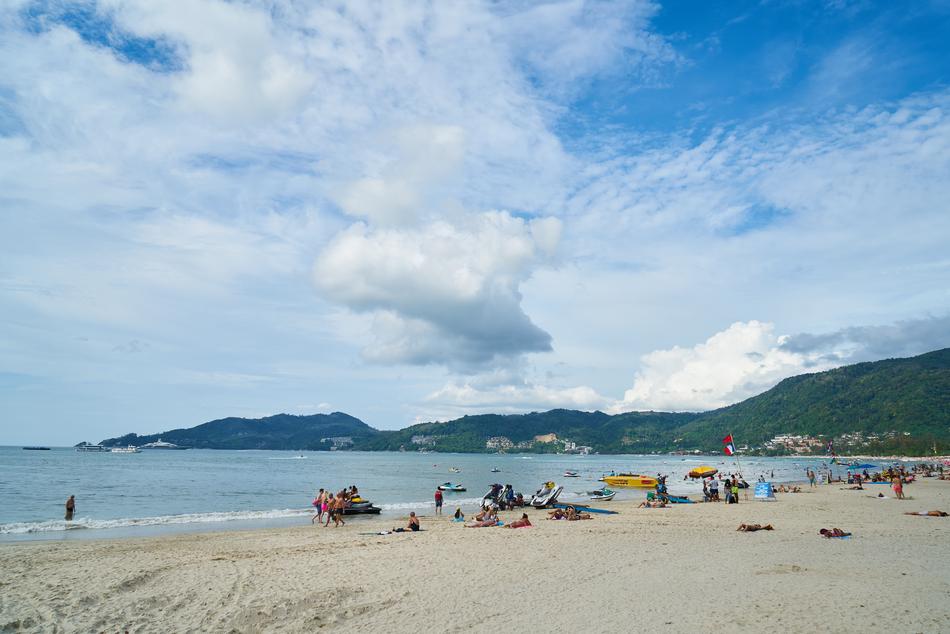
top-left (2, 479), bottom-right (948, 632)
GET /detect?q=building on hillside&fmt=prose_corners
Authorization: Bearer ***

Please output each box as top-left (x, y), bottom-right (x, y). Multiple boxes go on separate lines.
top-left (410, 435), bottom-right (437, 446)
top-left (486, 436), bottom-right (513, 450)
top-left (534, 433), bottom-right (558, 444)
top-left (321, 436), bottom-right (353, 450)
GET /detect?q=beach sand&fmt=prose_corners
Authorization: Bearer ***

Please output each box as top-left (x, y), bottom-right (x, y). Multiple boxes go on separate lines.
top-left (2, 479), bottom-right (949, 632)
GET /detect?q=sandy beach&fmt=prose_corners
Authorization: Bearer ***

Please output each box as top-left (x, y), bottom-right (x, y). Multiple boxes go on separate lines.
top-left (2, 479), bottom-right (949, 633)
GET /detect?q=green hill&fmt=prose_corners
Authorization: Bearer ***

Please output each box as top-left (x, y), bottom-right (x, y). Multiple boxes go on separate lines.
top-left (97, 348), bottom-right (950, 454)
top-left (100, 412), bottom-right (377, 450)
top-left (679, 347), bottom-right (950, 453)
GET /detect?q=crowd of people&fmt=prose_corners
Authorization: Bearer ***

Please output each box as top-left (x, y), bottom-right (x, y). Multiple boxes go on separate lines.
top-left (311, 485), bottom-right (362, 527)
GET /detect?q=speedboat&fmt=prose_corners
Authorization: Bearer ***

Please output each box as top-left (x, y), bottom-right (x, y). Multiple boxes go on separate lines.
top-left (490, 467), bottom-right (501, 473)
top-left (588, 488), bottom-right (615, 501)
top-left (438, 482), bottom-right (466, 492)
top-left (600, 473), bottom-right (658, 488)
top-left (563, 470), bottom-right (580, 477)
top-left (449, 467), bottom-right (461, 473)
top-left (110, 446), bottom-right (141, 453)
top-left (530, 481), bottom-right (563, 508)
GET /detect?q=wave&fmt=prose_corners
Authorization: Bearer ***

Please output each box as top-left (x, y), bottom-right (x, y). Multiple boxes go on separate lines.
top-left (0, 508), bottom-right (316, 535)
top-left (0, 498), bottom-right (495, 535)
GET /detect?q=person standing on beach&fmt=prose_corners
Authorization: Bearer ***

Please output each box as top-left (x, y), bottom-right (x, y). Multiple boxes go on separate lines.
top-left (434, 488), bottom-right (443, 515)
top-left (730, 479), bottom-right (739, 504)
top-left (65, 495), bottom-right (75, 521)
top-left (312, 488), bottom-right (326, 524)
top-left (892, 476), bottom-right (905, 500)
top-left (332, 495), bottom-right (346, 527)
top-left (323, 493), bottom-right (335, 527)
top-left (807, 469), bottom-right (816, 487)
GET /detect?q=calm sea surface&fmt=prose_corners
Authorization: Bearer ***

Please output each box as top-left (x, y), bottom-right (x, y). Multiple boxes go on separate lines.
top-left (0, 447), bottom-right (878, 540)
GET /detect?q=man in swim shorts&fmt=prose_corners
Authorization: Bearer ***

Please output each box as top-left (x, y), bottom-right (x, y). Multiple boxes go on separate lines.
top-left (65, 495), bottom-right (75, 521)
top-left (434, 488), bottom-right (443, 515)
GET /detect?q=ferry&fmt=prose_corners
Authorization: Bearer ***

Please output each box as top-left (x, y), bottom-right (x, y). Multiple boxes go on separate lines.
top-left (76, 443), bottom-right (109, 452)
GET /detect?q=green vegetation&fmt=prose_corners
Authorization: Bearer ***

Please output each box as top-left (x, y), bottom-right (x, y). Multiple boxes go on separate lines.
top-left (99, 348), bottom-right (950, 455)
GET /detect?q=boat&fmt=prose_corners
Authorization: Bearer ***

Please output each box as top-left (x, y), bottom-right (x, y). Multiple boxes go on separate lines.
top-left (75, 443), bottom-right (109, 452)
top-left (22, 446), bottom-right (51, 451)
top-left (600, 473), bottom-right (658, 488)
top-left (438, 482), bottom-right (466, 492)
top-left (588, 488), bottom-right (616, 501)
top-left (139, 439), bottom-right (188, 450)
top-left (563, 470), bottom-right (580, 477)
top-left (449, 467), bottom-right (461, 473)
top-left (490, 468), bottom-right (501, 473)
top-left (687, 466), bottom-right (718, 479)
top-left (110, 446), bottom-right (141, 453)
top-left (530, 481), bottom-right (563, 508)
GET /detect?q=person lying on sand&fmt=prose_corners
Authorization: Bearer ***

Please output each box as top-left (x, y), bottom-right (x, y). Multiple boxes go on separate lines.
top-left (547, 509), bottom-right (567, 520)
top-left (842, 485), bottom-right (864, 490)
top-left (466, 517), bottom-right (499, 528)
top-left (638, 499), bottom-right (667, 508)
top-left (567, 510), bottom-right (592, 521)
top-left (503, 513), bottom-right (532, 529)
top-left (737, 523), bottom-right (774, 532)
top-left (904, 510), bottom-right (948, 517)
top-left (819, 528), bottom-right (851, 538)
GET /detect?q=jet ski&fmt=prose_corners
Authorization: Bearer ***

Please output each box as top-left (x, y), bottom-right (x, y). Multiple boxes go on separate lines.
top-left (438, 482), bottom-right (466, 492)
top-left (530, 481), bottom-right (563, 508)
top-left (342, 499), bottom-right (382, 514)
top-left (563, 470), bottom-right (580, 477)
top-left (490, 467), bottom-right (501, 473)
top-left (588, 488), bottom-right (616, 501)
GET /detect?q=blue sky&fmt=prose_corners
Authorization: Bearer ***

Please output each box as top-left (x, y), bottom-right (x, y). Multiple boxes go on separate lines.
top-left (1, 0), bottom-right (949, 445)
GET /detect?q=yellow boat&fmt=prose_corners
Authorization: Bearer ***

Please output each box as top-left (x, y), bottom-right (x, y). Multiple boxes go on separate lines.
top-left (687, 466), bottom-right (718, 479)
top-left (600, 473), bottom-right (658, 488)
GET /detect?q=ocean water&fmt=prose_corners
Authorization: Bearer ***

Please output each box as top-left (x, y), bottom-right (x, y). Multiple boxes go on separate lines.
top-left (0, 447), bottom-right (854, 540)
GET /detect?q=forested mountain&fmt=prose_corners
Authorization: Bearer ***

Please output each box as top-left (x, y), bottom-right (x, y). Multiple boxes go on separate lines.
top-left (100, 412), bottom-right (376, 450)
top-left (97, 349), bottom-right (950, 454)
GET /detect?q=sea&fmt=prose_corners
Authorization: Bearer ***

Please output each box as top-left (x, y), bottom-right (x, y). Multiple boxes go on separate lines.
top-left (0, 447), bottom-right (895, 541)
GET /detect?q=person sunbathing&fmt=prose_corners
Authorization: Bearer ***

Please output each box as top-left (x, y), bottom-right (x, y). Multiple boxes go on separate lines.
top-left (567, 510), bottom-right (592, 521)
top-left (547, 509), bottom-right (567, 520)
top-left (819, 528), bottom-right (851, 537)
top-left (503, 513), bottom-right (532, 528)
top-left (638, 499), bottom-right (667, 508)
top-left (904, 510), bottom-right (948, 517)
top-left (466, 515), bottom-right (499, 528)
top-left (737, 523), bottom-right (774, 532)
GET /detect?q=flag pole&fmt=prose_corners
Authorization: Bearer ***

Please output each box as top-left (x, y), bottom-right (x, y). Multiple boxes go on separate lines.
top-left (732, 432), bottom-right (743, 479)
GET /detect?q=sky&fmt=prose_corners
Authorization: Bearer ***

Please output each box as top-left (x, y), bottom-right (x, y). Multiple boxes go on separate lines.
top-left (2, 0), bottom-right (949, 445)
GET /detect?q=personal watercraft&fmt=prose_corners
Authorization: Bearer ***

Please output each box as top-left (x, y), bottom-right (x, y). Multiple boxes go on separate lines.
top-left (530, 481), bottom-right (563, 508)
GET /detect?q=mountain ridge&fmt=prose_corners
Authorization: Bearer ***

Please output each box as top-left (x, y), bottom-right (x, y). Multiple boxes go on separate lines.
top-left (99, 348), bottom-right (950, 455)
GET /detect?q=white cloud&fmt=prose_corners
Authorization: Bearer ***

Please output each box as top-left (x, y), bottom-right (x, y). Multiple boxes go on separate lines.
top-left (313, 211), bottom-right (562, 368)
top-left (611, 321), bottom-right (834, 413)
top-left (424, 378), bottom-right (609, 418)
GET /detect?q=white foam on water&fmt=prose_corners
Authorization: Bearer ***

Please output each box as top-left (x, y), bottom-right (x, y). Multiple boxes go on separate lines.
top-left (0, 508), bottom-right (315, 535)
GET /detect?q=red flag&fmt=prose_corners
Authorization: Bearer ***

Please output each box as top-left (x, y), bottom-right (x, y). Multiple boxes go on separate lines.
top-left (722, 434), bottom-right (736, 456)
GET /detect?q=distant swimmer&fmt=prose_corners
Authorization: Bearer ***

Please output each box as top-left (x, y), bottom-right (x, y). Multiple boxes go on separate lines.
top-left (65, 495), bottom-right (75, 521)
